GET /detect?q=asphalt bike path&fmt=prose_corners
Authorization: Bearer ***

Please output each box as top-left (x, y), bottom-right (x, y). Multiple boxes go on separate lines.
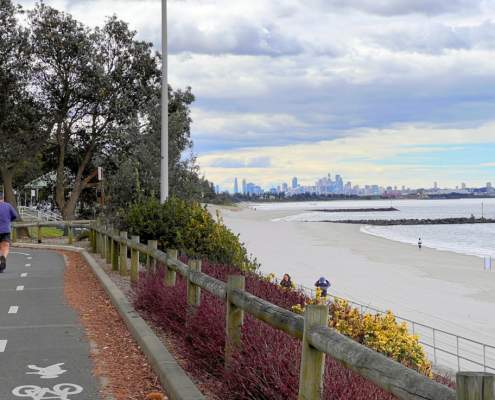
top-left (0, 249), bottom-right (100, 400)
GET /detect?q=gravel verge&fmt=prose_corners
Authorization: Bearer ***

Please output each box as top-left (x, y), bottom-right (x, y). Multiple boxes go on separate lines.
top-left (62, 250), bottom-right (167, 400)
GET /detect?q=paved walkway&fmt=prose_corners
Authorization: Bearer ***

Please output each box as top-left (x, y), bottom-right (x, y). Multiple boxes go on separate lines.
top-left (0, 249), bottom-right (100, 399)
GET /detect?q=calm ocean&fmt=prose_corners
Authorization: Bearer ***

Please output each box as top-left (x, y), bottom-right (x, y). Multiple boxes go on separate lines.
top-left (255, 198), bottom-right (495, 258)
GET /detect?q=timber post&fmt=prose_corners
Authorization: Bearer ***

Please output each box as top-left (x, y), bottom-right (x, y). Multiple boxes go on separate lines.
top-left (130, 235), bottom-right (140, 284)
top-left (67, 221), bottom-right (74, 245)
top-left (456, 372), bottom-right (495, 400)
top-left (95, 229), bottom-right (100, 254)
top-left (100, 226), bottom-right (106, 258)
top-left (187, 259), bottom-right (202, 308)
top-left (37, 223), bottom-right (42, 244)
top-left (147, 240), bottom-right (158, 272)
top-left (90, 226), bottom-right (96, 253)
top-left (119, 231), bottom-right (128, 276)
top-left (225, 275), bottom-right (245, 366)
top-left (111, 229), bottom-right (119, 271)
top-left (164, 249), bottom-right (178, 286)
top-left (105, 226), bottom-right (112, 264)
top-left (298, 304), bottom-right (329, 400)
top-left (12, 225), bottom-right (17, 243)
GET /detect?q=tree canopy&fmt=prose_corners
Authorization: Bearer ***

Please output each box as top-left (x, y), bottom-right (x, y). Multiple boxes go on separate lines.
top-left (0, 0), bottom-right (216, 218)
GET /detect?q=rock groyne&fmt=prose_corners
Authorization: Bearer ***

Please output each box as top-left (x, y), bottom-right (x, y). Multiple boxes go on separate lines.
top-left (325, 217), bottom-right (495, 225)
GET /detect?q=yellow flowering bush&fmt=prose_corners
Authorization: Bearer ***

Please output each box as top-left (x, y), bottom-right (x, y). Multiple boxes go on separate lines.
top-left (292, 298), bottom-right (432, 376)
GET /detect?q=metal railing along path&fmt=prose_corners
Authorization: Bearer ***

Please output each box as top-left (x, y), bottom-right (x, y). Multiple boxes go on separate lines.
top-left (18, 206), bottom-right (63, 222)
top-left (295, 284), bottom-right (495, 374)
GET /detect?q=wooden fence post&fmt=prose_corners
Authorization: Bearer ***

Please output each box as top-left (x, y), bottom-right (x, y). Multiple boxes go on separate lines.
top-left (225, 275), bottom-right (245, 366)
top-left (111, 229), bottom-right (119, 271)
top-left (67, 222), bottom-right (74, 245)
top-left (164, 249), bottom-right (178, 286)
top-left (90, 227), bottom-right (96, 253)
top-left (100, 227), bottom-right (107, 259)
top-left (187, 260), bottom-right (202, 308)
top-left (130, 235), bottom-right (140, 284)
top-left (119, 231), bottom-right (128, 276)
top-left (37, 223), bottom-right (42, 244)
top-left (12, 226), bottom-right (17, 243)
top-left (298, 304), bottom-right (329, 400)
top-left (457, 372), bottom-right (495, 400)
top-left (147, 240), bottom-right (158, 272)
top-left (105, 227), bottom-right (112, 264)
top-left (95, 230), bottom-right (100, 254)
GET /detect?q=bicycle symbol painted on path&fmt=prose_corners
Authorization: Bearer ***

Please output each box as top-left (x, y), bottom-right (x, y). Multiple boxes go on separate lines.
top-left (12, 383), bottom-right (83, 400)
top-left (26, 363), bottom-right (67, 379)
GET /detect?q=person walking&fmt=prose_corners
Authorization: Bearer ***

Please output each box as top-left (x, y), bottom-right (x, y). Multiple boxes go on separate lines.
top-left (315, 276), bottom-right (331, 297)
top-left (418, 238), bottom-right (422, 249)
top-left (0, 192), bottom-right (18, 272)
top-left (280, 273), bottom-right (293, 289)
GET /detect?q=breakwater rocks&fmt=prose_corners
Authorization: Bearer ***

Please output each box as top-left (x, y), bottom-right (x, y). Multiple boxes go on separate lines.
top-left (325, 217), bottom-right (495, 225)
top-left (312, 207), bottom-right (398, 213)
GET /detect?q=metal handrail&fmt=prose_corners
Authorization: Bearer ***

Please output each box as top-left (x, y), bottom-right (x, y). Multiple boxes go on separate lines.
top-left (295, 283), bottom-right (495, 373)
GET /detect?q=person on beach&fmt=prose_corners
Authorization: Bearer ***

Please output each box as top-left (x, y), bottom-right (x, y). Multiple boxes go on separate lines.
top-left (315, 276), bottom-right (331, 297)
top-left (280, 273), bottom-right (292, 289)
top-left (418, 238), bottom-right (422, 249)
top-left (0, 192), bottom-right (17, 273)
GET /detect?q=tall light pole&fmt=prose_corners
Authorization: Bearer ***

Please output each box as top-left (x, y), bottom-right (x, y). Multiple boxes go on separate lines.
top-left (160, 0), bottom-right (169, 203)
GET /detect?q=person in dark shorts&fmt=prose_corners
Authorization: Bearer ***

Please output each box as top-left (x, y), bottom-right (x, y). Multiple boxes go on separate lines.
top-left (0, 192), bottom-right (18, 272)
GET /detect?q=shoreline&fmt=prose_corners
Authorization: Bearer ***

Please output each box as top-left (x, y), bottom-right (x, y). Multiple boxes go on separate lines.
top-left (360, 225), bottom-right (491, 260)
top-left (210, 204), bottom-right (495, 351)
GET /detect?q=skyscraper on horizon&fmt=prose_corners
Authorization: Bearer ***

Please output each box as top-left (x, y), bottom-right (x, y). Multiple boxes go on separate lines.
top-left (234, 177), bottom-right (239, 194)
top-left (292, 177), bottom-right (298, 189)
top-left (242, 179), bottom-right (247, 195)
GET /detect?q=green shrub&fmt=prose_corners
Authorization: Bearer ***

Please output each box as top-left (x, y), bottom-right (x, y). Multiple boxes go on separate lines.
top-left (120, 197), bottom-right (256, 269)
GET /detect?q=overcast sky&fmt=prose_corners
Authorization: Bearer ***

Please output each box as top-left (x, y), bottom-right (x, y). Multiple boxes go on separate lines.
top-left (18, 0), bottom-right (495, 190)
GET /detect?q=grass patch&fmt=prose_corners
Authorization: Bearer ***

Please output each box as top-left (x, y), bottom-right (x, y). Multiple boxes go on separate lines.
top-left (29, 227), bottom-right (64, 239)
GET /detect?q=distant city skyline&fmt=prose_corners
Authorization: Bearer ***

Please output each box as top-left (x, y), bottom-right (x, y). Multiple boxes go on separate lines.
top-left (221, 173), bottom-right (494, 196)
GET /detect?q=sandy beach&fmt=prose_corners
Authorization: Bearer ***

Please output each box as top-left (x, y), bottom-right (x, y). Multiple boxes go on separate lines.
top-left (211, 203), bottom-right (495, 370)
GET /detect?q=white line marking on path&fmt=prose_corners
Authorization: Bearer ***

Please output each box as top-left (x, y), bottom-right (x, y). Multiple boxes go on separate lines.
top-left (25, 264), bottom-right (31, 267)
top-left (10, 252), bottom-right (31, 256)
top-left (27, 257), bottom-right (32, 260)
top-left (8, 306), bottom-right (18, 314)
top-left (16, 286), bottom-right (24, 291)
top-left (20, 273), bottom-right (28, 278)
top-left (0, 340), bottom-right (7, 352)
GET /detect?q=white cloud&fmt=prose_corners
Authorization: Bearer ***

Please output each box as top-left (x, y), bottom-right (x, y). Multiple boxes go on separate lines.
top-left (311, 0), bottom-right (482, 16)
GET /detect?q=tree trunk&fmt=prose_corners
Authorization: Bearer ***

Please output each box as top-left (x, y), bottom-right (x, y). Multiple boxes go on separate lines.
top-left (62, 186), bottom-right (81, 220)
top-left (1, 168), bottom-right (18, 210)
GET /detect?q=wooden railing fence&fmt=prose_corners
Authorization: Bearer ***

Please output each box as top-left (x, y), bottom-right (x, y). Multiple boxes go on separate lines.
top-left (87, 224), bottom-right (494, 400)
top-left (12, 220), bottom-right (92, 245)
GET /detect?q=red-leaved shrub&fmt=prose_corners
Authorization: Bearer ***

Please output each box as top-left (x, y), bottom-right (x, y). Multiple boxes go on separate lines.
top-left (134, 261), bottom-right (397, 399)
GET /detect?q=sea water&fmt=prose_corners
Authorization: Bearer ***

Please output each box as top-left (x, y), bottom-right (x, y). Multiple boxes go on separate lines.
top-left (254, 198), bottom-right (495, 259)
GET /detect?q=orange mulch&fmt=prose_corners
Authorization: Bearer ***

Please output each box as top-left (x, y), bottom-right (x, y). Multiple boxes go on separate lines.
top-left (62, 251), bottom-right (167, 400)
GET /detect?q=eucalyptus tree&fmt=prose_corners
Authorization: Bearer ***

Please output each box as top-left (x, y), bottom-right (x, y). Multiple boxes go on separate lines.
top-left (105, 85), bottom-right (216, 209)
top-left (0, 0), bottom-right (48, 209)
top-left (30, 4), bottom-right (160, 219)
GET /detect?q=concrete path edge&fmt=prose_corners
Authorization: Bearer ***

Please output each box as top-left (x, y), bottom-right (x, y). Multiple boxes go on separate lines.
top-left (14, 243), bottom-right (205, 400)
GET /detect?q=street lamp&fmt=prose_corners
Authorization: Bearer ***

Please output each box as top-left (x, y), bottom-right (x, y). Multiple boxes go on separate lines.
top-left (160, 0), bottom-right (169, 203)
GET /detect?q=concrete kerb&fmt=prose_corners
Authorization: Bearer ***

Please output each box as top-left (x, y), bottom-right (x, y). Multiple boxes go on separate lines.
top-left (13, 243), bottom-right (205, 400)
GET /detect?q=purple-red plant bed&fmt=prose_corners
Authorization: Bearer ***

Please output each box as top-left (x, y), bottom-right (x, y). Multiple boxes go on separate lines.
top-left (134, 261), bottom-right (396, 399)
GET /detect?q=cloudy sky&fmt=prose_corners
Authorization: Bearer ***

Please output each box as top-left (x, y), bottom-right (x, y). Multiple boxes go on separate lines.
top-left (18, 0), bottom-right (495, 190)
